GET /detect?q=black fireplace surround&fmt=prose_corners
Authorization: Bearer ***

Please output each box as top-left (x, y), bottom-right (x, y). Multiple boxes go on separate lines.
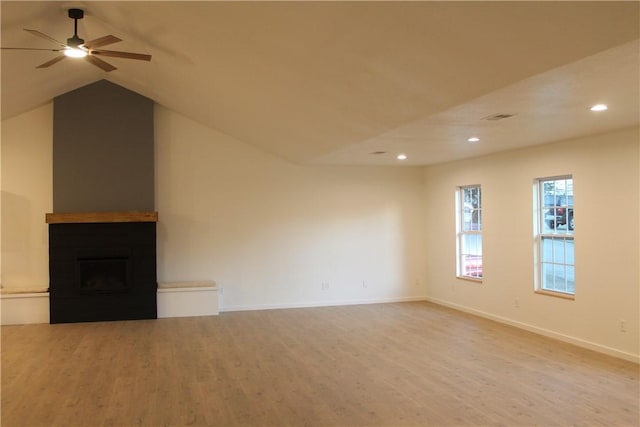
top-left (48, 220), bottom-right (157, 323)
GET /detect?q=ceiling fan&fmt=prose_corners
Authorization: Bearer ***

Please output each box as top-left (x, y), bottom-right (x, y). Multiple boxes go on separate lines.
top-left (1, 8), bottom-right (151, 72)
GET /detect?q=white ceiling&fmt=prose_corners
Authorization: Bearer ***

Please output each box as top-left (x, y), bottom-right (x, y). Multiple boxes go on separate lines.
top-left (2, 1), bottom-right (639, 166)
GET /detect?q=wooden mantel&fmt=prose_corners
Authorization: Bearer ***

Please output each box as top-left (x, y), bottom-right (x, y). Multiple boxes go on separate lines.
top-left (45, 211), bottom-right (158, 224)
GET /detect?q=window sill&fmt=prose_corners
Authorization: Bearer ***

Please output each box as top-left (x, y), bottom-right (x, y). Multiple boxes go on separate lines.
top-left (535, 289), bottom-right (575, 300)
top-left (456, 276), bottom-right (483, 283)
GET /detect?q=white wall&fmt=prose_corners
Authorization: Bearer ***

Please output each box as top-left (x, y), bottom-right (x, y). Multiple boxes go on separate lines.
top-left (154, 106), bottom-right (426, 310)
top-left (1, 104), bottom-right (53, 289)
top-left (424, 127), bottom-right (639, 361)
top-left (0, 104), bottom-right (426, 307)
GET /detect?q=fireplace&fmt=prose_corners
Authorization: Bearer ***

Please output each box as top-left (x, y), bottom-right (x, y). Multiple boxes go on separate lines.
top-left (47, 212), bottom-right (158, 323)
top-left (48, 81), bottom-right (157, 323)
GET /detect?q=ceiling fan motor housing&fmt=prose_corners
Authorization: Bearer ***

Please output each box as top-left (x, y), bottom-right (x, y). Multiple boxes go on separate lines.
top-left (67, 35), bottom-right (84, 48)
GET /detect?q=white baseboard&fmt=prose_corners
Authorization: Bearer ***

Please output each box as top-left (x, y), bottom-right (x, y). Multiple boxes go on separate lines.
top-left (1, 292), bottom-right (50, 325)
top-left (220, 295), bottom-right (426, 313)
top-left (424, 296), bottom-right (639, 364)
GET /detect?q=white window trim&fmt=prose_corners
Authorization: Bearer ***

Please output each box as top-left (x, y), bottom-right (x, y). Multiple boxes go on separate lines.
top-left (456, 185), bottom-right (483, 282)
top-left (534, 176), bottom-right (575, 299)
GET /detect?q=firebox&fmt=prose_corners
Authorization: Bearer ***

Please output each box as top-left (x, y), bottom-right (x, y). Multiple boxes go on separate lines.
top-left (78, 256), bottom-right (130, 294)
top-left (47, 212), bottom-right (158, 323)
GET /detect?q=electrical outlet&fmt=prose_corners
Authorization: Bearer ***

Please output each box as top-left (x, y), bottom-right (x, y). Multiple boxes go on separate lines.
top-left (514, 298), bottom-right (519, 308)
top-left (362, 280), bottom-right (367, 289)
top-left (321, 283), bottom-right (329, 291)
top-left (619, 319), bottom-right (627, 333)
top-left (218, 287), bottom-right (224, 295)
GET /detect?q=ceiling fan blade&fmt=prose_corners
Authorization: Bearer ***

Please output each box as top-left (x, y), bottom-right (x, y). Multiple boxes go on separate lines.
top-left (83, 35), bottom-right (122, 49)
top-left (91, 49), bottom-right (151, 62)
top-left (1, 47), bottom-right (62, 52)
top-left (85, 55), bottom-right (117, 72)
top-left (24, 29), bottom-right (67, 48)
top-left (36, 55), bottom-right (66, 68)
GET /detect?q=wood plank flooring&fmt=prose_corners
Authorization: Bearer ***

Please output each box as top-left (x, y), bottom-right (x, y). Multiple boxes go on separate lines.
top-left (1, 301), bottom-right (638, 426)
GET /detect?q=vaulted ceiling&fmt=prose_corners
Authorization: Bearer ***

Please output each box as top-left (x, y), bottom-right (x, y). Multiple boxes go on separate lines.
top-left (2, 1), bottom-right (638, 165)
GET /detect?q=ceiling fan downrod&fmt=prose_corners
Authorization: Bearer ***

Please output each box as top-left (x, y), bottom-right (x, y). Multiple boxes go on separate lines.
top-left (67, 8), bottom-right (84, 47)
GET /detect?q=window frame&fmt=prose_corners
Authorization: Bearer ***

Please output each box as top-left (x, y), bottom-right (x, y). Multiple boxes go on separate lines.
top-left (456, 185), bottom-right (483, 281)
top-left (534, 175), bottom-right (575, 300)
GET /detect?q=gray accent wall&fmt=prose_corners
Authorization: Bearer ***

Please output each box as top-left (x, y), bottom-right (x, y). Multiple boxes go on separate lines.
top-left (53, 80), bottom-right (154, 212)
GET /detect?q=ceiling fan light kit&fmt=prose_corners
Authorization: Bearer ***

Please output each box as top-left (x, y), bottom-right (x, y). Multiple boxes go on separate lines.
top-left (64, 48), bottom-right (87, 58)
top-left (1, 8), bottom-right (151, 72)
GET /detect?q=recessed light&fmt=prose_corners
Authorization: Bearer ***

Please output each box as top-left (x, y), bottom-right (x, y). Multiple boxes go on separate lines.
top-left (397, 154), bottom-right (407, 160)
top-left (467, 137), bottom-right (480, 142)
top-left (590, 104), bottom-right (608, 112)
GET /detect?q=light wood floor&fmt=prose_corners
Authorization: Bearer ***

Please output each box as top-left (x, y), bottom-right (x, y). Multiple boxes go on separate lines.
top-left (1, 301), bottom-right (638, 427)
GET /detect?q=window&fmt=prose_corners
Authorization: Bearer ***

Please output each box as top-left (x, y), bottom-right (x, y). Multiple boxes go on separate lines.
top-left (535, 176), bottom-right (574, 297)
top-left (457, 185), bottom-right (482, 280)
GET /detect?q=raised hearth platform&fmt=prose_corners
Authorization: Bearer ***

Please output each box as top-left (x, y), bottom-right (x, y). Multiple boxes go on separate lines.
top-left (0, 288), bottom-right (50, 325)
top-left (157, 281), bottom-right (219, 318)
